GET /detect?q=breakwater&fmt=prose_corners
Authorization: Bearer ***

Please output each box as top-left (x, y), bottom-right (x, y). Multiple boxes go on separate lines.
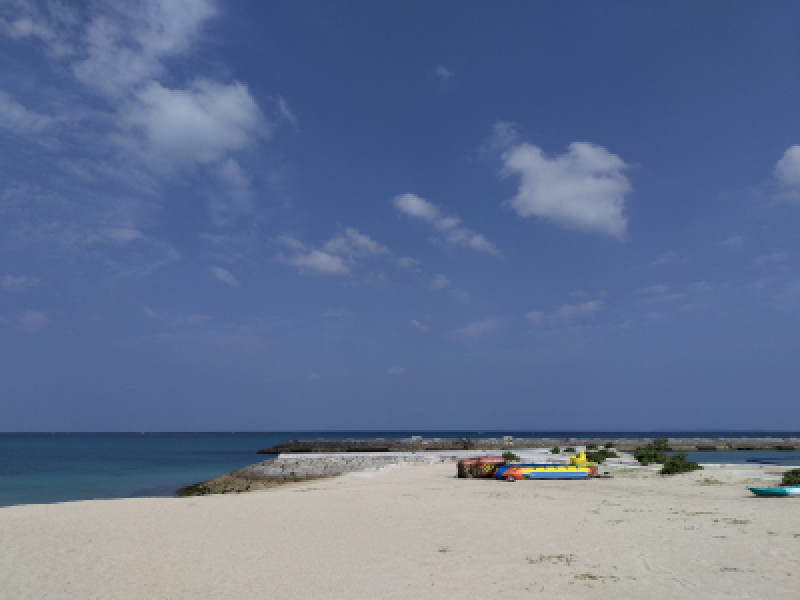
top-left (260, 436), bottom-right (800, 453)
top-left (177, 452), bottom-right (460, 496)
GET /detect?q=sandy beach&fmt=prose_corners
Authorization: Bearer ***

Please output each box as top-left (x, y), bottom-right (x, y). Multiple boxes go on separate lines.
top-left (1, 462), bottom-right (799, 599)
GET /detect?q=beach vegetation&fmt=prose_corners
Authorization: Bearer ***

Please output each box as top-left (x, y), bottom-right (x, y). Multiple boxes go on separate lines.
top-left (587, 443), bottom-right (598, 450)
top-left (551, 446), bottom-right (560, 454)
top-left (604, 441), bottom-right (615, 449)
top-left (502, 451), bottom-right (520, 462)
top-left (660, 453), bottom-right (702, 475)
top-left (780, 468), bottom-right (800, 486)
top-left (634, 438), bottom-right (670, 465)
top-left (565, 446), bottom-right (576, 453)
top-left (586, 449), bottom-right (618, 463)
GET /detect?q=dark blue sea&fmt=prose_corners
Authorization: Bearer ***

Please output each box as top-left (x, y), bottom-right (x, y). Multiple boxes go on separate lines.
top-left (1, 431), bottom-right (799, 507)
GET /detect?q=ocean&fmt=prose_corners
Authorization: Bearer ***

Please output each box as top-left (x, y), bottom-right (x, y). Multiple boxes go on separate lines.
top-left (1, 431), bottom-right (799, 507)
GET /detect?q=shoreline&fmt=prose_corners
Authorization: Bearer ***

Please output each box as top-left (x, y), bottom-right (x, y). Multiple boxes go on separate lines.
top-left (2, 462), bottom-right (799, 599)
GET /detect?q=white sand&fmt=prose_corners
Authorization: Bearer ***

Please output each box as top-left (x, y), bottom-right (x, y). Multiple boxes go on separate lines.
top-left (1, 463), bottom-right (799, 599)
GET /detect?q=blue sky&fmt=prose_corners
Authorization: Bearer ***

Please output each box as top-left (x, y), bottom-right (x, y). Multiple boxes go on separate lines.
top-left (2, 1), bottom-right (800, 431)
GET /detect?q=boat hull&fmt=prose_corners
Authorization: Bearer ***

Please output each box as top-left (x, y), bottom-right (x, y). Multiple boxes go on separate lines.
top-left (748, 486), bottom-right (800, 497)
top-left (496, 464), bottom-right (596, 480)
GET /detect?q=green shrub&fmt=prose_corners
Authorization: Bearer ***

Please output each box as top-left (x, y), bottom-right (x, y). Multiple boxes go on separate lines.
top-left (502, 451), bottom-right (520, 462)
top-left (660, 453), bottom-right (702, 475)
top-left (651, 437), bottom-right (669, 451)
top-left (586, 449), bottom-right (618, 463)
top-left (781, 468), bottom-right (800, 486)
top-left (633, 438), bottom-right (671, 465)
top-left (565, 447), bottom-right (576, 453)
top-left (587, 443), bottom-right (598, 450)
top-left (551, 446), bottom-right (560, 454)
top-left (604, 442), bottom-right (615, 449)
top-left (634, 447), bottom-right (667, 465)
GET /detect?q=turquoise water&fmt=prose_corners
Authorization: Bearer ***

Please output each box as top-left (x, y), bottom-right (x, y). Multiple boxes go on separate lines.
top-left (1, 432), bottom-right (798, 507)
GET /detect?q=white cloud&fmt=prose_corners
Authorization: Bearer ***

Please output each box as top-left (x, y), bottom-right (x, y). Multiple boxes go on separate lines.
top-left (19, 310), bottom-right (49, 332)
top-left (323, 227), bottom-right (389, 259)
top-left (396, 257), bottom-right (417, 270)
top-left (411, 319), bottom-right (429, 334)
top-left (752, 252), bottom-right (788, 266)
top-left (430, 274), bottom-right (451, 290)
top-left (280, 228), bottom-right (392, 277)
top-left (123, 79), bottom-right (267, 167)
top-left (0, 91), bottom-right (55, 133)
top-left (553, 300), bottom-right (603, 322)
top-left (287, 250), bottom-right (351, 276)
top-left (102, 227), bottom-right (144, 243)
top-left (650, 251), bottom-right (687, 266)
top-left (431, 65), bottom-right (454, 89)
top-left (211, 266), bottom-right (239, 287)
top-left (637, 284), bottom-right (670, 296)
top-left (2, 275), bottom-right (41, 292)
top-left (773, 145), bottom-right (800, 201)
top-left (72, 0), bottom-right (216, 98)
top-left (277, 235), bottom-right (307, 251)
top-left (388, 365), bottom-right (405, 375)
top-left (501, 140), bottom-right (631, 239)
top-left (276, 96), bottom-right (298, 128)
top-left (393, 193), bottom-right (501, 257)
top-left (636, 285), bottom-right (684, 304)
top-left (526, 300), bottom-right (603, 326)
top-left (394, 193), bottom-right (439, 220)
top-left (452, 316), bottom-right (504, 343)
top-left (720, 235), bottom-right (744, 249)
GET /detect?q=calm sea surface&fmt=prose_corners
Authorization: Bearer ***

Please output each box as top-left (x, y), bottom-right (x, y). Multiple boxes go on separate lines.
top-left (1, 431), bottom-right (798, 507)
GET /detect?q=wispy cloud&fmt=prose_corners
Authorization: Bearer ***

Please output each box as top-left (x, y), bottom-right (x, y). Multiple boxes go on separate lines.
top-left (720, 235), bottom-right (744, 249)
top-left (650, 251), bottom-right (687, 267)
top-left (388, 365), bottom-right (405, 375)
top-left (752, 252), bottom-right (788, 266)
top-left (773, 145), bottom-right (800, 202)
top-left (0, 91), bottom-right (55, 134)
top-left (2, 275), bottom-right (41, 292)
top-left (71, 0), bottom-right (216, 98)
top-left (323, 227), bottom-right (389, 259)
top-left (451, 316), bottom-right (505, 343)
top-left (18, 310), bottom-right (49, 332)
top-left (526, 300), bottom-right (603, 326)
top-left (430, 65), bottom-right (454, 90)
top-left (211, 266), bottom-right (239, 287)
top-left (496, 127), bottom-right (632, 240)
top-left (429, 274), bottom-right (451, 290)
top-left (286, 249), bottom-right (351, 276)
top-left (393, 193), bottom-right (502, 257)
top-left (278, 228), bottom-right (391, 277)
top-left (276, 96), bottom-right (298, 128)
top-left (410, 319), bottom-right (429, 334)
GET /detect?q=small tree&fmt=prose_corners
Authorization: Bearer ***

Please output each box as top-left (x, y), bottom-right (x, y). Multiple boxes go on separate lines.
top-left (502, 451), bottom-right (520, 463)
top-left (587, 443), bottom-right (598, 450)
top-left (781, 468), bottom-right (800, 486)
top-left (604, 441), bottom-right (615, 449)
top-left (565, 447), bottom-right (576, 453)
top-left (551, 446), bottom-right (560, 454)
